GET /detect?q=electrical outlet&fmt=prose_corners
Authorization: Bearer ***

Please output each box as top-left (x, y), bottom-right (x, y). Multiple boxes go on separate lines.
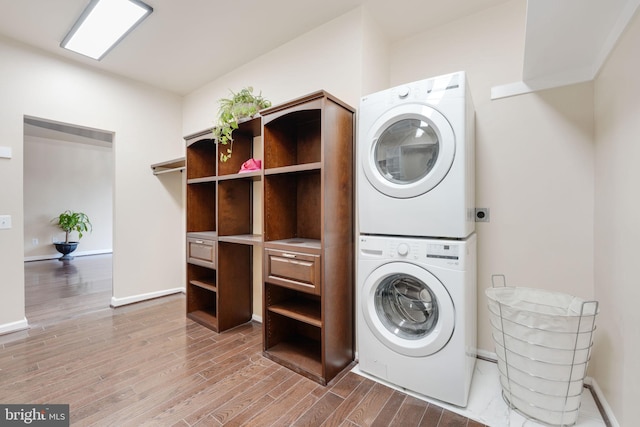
top-left (32, 238), bottom-right (39, 246)
top-left (475, 208), bottom-right (490, 222)
top-left (0, 215), bottom-right (11, 229)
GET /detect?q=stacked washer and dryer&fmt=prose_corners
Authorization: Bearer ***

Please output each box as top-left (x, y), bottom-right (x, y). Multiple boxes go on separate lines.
top-left (356, 71), bottom-right (477, 407)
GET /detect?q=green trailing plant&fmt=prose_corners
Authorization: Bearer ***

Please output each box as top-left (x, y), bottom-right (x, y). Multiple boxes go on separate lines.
top-left (52, 210), bottom-right (92, 243)
top-left (212, 87), bottom-right (271, 162)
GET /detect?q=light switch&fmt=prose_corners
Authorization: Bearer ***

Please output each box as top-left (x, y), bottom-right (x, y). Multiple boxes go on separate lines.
top-left (0, 146), bottom-right (12, 159)
top-left (0, 215), bottom-right (11, 229)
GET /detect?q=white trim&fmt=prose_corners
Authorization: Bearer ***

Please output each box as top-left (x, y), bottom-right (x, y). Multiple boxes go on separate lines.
top-left (585, 376), bottom-right (620, 427)
top-left (594, 0), bottom-right (640, 78)
top-left (24, 249), bottom-right (113, 262)
top-left (0, 318), bottom-right (29, 335)
top-left (110, 288), bottom-right (184, 307)
top-left (490, 72), bottom-right (592, 100)
top-left (490, 81), bottom-right (536, 100)
top-left (475, 348), bottom-right (497, 362)
top-left (251, 314), bottom-right (263, 323)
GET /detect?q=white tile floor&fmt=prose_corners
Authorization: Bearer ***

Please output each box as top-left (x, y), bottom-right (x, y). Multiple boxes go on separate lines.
top-left (353, 359), bottom-right (606, 426)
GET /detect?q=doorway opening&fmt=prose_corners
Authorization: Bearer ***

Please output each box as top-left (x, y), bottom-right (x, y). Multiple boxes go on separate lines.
top-left (23, 116), bottom-right (114, 327)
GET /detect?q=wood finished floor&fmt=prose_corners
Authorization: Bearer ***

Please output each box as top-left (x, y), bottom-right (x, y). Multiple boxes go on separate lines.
top-left (1, 255), bottom-right (487, 426)
top-left (24, 254), bottom-right (113, 327)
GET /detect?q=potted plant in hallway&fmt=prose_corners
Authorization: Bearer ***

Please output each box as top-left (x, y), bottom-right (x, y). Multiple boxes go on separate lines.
top-left (51, 210), bottom-right (92, 260)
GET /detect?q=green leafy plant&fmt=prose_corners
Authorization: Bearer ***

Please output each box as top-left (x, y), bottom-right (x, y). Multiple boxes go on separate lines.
top-left (212, 87), bottom-right (271, 162)
top-left (52, 210), bottom-right (92, 243)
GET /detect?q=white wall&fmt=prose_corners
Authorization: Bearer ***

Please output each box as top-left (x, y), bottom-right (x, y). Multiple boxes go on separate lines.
top-left (593, 8), bottom-right (640, 426)
top-left (24, 133), bottom-right (113, 260)
top-left (0, 35), bottom-right (185, 331)
top-left (183, 8), bottom-right (367, 136)
top-left (389, 0), bottom-right (596, 355)
top-left (359, 7), bottom-right (390, 96)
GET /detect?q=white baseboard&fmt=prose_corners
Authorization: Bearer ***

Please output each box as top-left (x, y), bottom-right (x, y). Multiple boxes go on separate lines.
top-left (252, 314), bottom-right (262, 323)
top-left (584, 376), bottom-right (619, 427)
top-left (24, 249), bottom-right (113, 262)
top-left (0, 318), bottom-right (29, 335)
top-left (476, 348), bottom-right (497, 362)
top-left (110, 288), bottom-right (184, 307)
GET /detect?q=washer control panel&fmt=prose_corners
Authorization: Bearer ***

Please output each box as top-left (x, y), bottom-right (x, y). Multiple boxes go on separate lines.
top-left (359, 235), bottom-right (470, 270)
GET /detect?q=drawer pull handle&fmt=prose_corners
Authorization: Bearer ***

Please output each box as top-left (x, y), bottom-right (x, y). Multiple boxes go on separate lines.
top-left (195, 240), bottom-right (204, 244)
top-left (281, 253), bottom-right (296, 258)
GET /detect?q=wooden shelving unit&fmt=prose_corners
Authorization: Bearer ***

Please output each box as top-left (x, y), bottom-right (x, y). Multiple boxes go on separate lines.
top-left (185, 91), bottom-right (355, 386)
top-left (261, 91), bottom-right (355, 385)
top-left (184, 120), bottom-right (261, 332)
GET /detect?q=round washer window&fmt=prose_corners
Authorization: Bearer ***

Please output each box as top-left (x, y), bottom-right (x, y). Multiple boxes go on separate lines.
top-left (375, 119), bottom-right (440, 185)
top-left (374, 273), bottom-right (439, 340)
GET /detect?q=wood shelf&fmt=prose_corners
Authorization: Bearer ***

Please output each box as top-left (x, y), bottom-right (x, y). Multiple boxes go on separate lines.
top-left (268, 300), bottom-right (321, 327)
top-left (186, 231), bottom-right (218, 240)
top-left (217, 170), bottom-right (262, 181)
top-left (263, 339), bottom-right (323, 381)
top-left (187, 176), bottom-right (217, 184)
top-left (264, 162), bottom-right (321, 176)
top-left (218, 234), bottom-right (263, 245)
top-left (188, 310), bottom-right (217, 328)
top-left (264, 238), bottom-right (321, 252)
top-left (151, 157), bottom-right (185, 175)
top-left (190, 279), bottom-right (217, 293)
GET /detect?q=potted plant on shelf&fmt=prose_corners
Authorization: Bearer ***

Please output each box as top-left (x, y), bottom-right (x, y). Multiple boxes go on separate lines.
top-left (51, 210), bottom-right (92, 260)
top-left (212, 86), bottom-right (271, 162)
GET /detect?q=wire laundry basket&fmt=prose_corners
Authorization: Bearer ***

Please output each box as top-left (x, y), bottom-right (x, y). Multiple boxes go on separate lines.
top-left (486, 275), bottom-right (599, 426)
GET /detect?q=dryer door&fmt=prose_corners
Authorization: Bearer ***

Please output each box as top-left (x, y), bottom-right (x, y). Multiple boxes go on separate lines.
top-left (362, 104), bottom-right (455, 199)
top-left (361, 262), bottom-right (455, 357)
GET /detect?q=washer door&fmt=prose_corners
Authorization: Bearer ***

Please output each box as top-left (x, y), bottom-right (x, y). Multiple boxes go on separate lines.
top-left (361, 262), bottom-right (455, 357)
top-left (362, 104), bottom-right (455, 199)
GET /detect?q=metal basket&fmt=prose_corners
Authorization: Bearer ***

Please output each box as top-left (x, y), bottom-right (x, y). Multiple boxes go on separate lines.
top-left (486, 275), bottom-right (599, 426)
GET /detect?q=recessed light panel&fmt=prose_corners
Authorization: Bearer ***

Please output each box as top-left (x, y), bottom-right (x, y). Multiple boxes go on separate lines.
top-left (61, 0), bottom-right (153, 60)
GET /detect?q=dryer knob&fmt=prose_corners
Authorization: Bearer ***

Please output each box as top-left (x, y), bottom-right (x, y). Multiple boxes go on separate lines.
top-left (397, 243), bottom-right (409, 256)
top-left (398, 86), bottom-right (410, 98)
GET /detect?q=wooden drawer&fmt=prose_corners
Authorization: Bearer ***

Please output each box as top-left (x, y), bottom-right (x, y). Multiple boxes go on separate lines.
top-left (265, 249), bottom-right (321, 295)
top-left (187, 237), bottom-right (216, 269)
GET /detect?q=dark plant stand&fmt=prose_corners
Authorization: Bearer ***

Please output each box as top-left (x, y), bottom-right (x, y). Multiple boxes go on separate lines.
top-left (54, 242), bottom-right (79, 261)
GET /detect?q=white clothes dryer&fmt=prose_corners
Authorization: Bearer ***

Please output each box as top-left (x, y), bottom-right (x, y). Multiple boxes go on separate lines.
top-left (357, 233), bottom-right (477, 407)
top-left (358, 71), bottom-right (475, 238)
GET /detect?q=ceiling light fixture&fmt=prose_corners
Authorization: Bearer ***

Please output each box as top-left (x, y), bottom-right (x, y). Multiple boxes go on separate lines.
top-left (61, 0), bottom-right (153, 60)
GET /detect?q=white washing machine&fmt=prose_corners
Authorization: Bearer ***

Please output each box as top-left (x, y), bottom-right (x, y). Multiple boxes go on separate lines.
top-left (357, 71), bottom-right (475, 239)
top-left (357, 233), bottom-right (477, 407)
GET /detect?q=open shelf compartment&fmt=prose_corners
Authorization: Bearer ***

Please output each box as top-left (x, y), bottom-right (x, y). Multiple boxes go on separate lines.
top-left (264, 170), bottom-right (321, 242)
top-left (186, 181), bottom-right (216, 233)
top-left (263, 109), bottom-right (321, 169)
top-left (186, 137), bottom-right (216, 180)
top-left (187, 263), bottom-right (218, 329)
top-left (263, 309), bottom-right (323, 382)
top-left (218, 179), bottom-right (252, 237)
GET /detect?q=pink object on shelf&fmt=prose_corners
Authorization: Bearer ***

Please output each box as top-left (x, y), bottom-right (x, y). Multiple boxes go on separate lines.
top-left (238, 158), bottom-right (262, 173)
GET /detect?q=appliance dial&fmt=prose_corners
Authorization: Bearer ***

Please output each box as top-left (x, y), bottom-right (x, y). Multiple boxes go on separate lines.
top-left (397, 243), bottom-right (409, 256)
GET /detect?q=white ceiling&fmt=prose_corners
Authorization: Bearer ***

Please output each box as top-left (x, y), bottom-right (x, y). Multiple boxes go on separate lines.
top-left (0, 0), bottom-right (509, 95)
